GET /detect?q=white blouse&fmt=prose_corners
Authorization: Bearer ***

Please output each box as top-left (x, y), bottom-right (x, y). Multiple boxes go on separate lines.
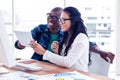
top-left (43, 33), bottom-right (89, 72)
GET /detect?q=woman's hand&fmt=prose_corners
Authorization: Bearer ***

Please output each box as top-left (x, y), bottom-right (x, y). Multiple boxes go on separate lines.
top-left (30, 41), bottom-right (46, 55)
top-left (51, 41), bottom-right (59, 54)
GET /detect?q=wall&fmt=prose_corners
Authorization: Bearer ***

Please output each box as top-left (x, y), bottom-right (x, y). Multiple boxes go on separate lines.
top-left (116, 0), bottom-right (120, 75)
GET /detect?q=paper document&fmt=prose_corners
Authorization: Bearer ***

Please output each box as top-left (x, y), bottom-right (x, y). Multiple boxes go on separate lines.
top-left (38, 71), bottom-right (96, 80)
top-left (0, 71), bottom-right (96, 80)
top-left (15, 31), bottom-right (33, 47)
top-left (0, 71), bottom-right (41, 80)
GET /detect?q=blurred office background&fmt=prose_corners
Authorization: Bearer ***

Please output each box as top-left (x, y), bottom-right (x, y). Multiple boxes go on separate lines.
top-left (0, 0), bottom-right (119, 79)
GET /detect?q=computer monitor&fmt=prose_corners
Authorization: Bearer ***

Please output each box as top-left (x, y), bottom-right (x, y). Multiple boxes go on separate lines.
top-left (0, 11), bottom-right (16, 67)
top-left (0, 11), bottom-right (42, 71)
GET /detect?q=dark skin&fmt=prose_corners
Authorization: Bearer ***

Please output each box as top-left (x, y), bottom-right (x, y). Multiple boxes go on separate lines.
top-left (90, 45), bottom-right (115, 63)
top-left (47, 10), bottom-right (62, 34)
top-left (16, 8), bottom-right (63, 63)
top-left (17, 8), bottom-right (62, 48)
top-left (17, 7), bottom-right (115, 64)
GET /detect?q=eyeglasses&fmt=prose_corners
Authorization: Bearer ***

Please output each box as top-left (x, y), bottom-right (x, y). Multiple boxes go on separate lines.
top-left (59, 18), bottom-right (71, 24)
top-left (47, 13), bottom-right (59, 21)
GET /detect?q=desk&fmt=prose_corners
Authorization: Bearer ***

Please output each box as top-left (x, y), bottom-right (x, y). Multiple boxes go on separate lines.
top-left (0, 60), bottom-right (113, 80)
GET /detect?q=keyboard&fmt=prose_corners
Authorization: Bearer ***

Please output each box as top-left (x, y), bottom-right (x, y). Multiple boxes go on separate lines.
top-left (13, 63), bottom-right (42, 71)
top-left (0, 67), bottom-right (9, 74)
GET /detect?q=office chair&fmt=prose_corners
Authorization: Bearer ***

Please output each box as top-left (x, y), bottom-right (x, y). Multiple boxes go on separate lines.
top-left (88, 51), bottom-right (110, 76)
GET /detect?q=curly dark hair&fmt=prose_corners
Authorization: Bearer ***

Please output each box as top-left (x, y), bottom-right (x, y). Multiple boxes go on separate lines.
top-left (59, 7), bottom-right (88, 56)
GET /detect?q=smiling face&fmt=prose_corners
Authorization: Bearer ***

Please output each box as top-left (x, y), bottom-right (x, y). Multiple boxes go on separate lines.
top-left (59, 12), bottom-right (71, 32)
top-left (47, 11), bottom-right (61, 34)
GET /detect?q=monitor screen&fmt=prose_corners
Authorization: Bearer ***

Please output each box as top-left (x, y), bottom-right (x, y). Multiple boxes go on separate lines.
top-left (0, 11), bottom-right (16, 67)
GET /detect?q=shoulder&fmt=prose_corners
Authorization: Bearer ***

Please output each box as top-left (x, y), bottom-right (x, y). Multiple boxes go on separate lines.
top-left (34, 24), bottom-right (48, 30)
top-left (73, 33), bottom-right (89, 46)
top-left (75, 33), bottom-right (88, 41)
top-left (37, 24), bottom-right (48, 28)
top-left (31, 24), bottom-right (48, 32)
top-left (72, 33), bottom-right (89, 47)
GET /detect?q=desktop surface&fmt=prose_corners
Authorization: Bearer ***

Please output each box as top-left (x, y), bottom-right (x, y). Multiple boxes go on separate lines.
top-left (0, 60), bottom-right (113, 80)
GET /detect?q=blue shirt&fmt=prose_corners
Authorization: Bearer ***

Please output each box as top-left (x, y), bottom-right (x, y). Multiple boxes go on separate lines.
top-left (15, 24), bottom-right (96, 61)
top-left (15, 24), bottom-right (63, 61)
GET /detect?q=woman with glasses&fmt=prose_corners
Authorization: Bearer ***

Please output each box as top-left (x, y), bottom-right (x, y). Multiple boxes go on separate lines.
top-left (30, 7), bottom-right (89, 72)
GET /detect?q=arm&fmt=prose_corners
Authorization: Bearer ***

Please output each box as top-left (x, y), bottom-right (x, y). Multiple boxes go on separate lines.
top-left (89, 42), bottom-right (115, 63)
top-left (30, 34), bottom-right (89, 68)
top-left (14, 25), bottom-right (42, 49)
top-left (31, 25), bottom-right (43, 41)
